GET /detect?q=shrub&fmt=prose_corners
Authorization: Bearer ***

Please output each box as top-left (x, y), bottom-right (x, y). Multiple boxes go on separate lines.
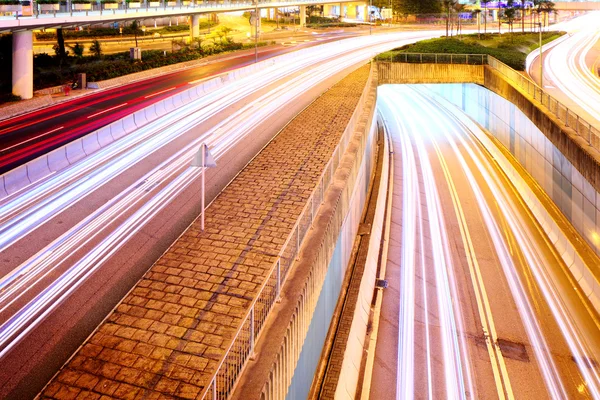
top-left (89, 39), bottom-right (102, 58)
top-left (70, 42), bottom-right (84, 57)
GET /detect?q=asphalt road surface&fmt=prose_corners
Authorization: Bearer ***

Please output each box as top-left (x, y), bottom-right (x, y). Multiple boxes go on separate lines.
top-left (371, 84), bottom-right (600, 399)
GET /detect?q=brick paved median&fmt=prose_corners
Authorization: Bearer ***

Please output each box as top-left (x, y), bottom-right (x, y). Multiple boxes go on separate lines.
top-left (39, 64), bottom-right (370, 400)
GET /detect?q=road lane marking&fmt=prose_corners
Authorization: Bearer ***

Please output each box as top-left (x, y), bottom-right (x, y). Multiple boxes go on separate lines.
top-left (1, 126), bottom-right (64, 153)
top-left (86, 102), bottom-right (128, 119)
top-left (432, 139), bottom-right (514, 400)
top-left (144, 86), bottom-right (177, 98)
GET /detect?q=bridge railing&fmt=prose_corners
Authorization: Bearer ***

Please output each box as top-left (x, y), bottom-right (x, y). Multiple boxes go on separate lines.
top-left (486, 56), bottom-right (600, 151)
top-left (197, 62), bottom-right (374, 400)
top-left (380, 52), bottom-right (600, 153)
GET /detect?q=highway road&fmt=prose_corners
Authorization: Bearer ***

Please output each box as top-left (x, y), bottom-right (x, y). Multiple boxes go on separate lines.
top-left (0, 31), bottom-right (440, 398)
top-left (371, 84), bottom-right (600, 399)
top-left (0, 30), bottom-right (362, 175)
top-left (529, 12), bottom-right (600, 125)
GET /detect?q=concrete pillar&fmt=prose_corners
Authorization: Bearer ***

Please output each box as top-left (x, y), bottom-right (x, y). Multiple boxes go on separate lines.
top-left (492, 9), bottom-right (498, 22)
top-left (12, 30), bottom-right (33, 100)
top-left (189, 14), bottom-right (200, 40)
top-left (299, 5), bottom-right (306, 26)
top-left (345, 3), bottom-right (354, 18)
top-left (363, 3), bottom-right (368, 22)
top-left (340, 3), bottom-right (344, 17)
top-left (324, 4), bottom-right (332, 16)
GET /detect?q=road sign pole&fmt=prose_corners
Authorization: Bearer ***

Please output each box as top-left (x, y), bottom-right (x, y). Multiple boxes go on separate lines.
top-left (201, 143), bottom-right (206, 231)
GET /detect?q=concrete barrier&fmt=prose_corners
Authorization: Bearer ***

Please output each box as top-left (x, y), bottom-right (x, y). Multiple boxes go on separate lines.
top-left (133, 110), bottom-right (148, 128)
top-left (144, 106), bottom-right (158, 123)
top-left (82, 133), bottom-right (101, 156)
top-left (0, 177), bottom-right (8, 199)
top-left (110, 120), bottom-right (127, 140)
top-left (4, 165), bottom-right (29, 196)
top-left (27, 157), bottom-right (51, 184)
top-left (65, 139), bottom-right (86, 164)
top-left (47, 147), bottom-right (70, 172)
top-left (97, 126), bottom-right (114, 147)
top-left (122, 115), bottom-right (137, 133)
top-left (154, 100), bottom-right (167, 117)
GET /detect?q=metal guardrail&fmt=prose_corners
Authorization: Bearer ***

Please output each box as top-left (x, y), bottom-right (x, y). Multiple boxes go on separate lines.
top-left (197, 62), bottom-right (374, 400)
top-left (486, 56), bottom-right (600, 151)
top-left (383, 52), bottom-right (486, 66)
top-left (380, 52), bottom-right (600, 152)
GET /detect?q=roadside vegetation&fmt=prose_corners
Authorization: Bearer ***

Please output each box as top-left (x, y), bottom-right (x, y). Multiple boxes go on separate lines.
top-left (34, 21), bottom-right (217, 41)
top-left (376, 31), bottom-right (565, 70)
top-left (0, 27), bottom-right (274, 100)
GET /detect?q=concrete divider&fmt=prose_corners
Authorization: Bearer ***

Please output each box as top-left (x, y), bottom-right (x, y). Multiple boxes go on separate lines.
top-left (47, 147), bottom-right (70, 172)
top-left (0, 177), bottom-right (7, 199)
top-left (82, 134), bottom-right (101, 156)
top-left (133, 110), bottom-right (148, 128)
top-left (97, 126), bottom-right (114, 147)
top-left (155, 100), bottom-right (167, 117)
top-left (110, 120), bottom-right (127, 140)
top-left (27, 157), bottom-right (51, 184)
top-left (4, 165), bottom-right (29, 196)
top-left (163, 96), bottom-right (176, 113)
top-left (122, 115), bottom-right (137, 133)
top-left (65, 139), bottom-right (86, 165)
top-left (144, 106), bottom-right (158, 123)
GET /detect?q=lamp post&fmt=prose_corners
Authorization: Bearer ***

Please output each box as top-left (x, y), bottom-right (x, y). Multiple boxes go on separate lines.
top-left (539, 22), bottom-right (543, 88)
top-left (254, 0), bottom-right (258, 63)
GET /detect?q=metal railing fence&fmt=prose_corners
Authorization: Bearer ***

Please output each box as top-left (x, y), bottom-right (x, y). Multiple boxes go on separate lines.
top-left (380, 53), bottom-right (600, 152)
top-left (486, 56), bottom-right (600, 151)
top-left (198, 62), bottom-right (375, 400)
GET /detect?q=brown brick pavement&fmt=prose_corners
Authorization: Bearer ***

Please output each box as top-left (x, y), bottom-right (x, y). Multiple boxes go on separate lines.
top-left (39, 64), bottom-right (371, 400)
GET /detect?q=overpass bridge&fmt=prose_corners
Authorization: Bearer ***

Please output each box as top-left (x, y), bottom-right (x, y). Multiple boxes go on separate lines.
top-left (1, 0), bottom-right (368, 99)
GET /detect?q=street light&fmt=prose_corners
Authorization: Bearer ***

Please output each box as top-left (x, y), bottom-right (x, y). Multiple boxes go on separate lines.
top-left (538, 22), bottom-right (543, 88)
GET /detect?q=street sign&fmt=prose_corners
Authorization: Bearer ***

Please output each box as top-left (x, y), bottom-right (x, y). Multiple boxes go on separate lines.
top-left (191, 143), bottom-right (217, 230)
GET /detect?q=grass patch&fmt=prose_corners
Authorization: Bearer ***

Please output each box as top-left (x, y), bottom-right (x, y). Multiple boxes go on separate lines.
top-left (376, 31), bottom-right (565, 70)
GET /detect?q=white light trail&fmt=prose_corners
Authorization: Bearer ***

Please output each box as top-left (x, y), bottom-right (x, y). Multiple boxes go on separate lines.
top-left (0, 31), bottom-right (443, 358)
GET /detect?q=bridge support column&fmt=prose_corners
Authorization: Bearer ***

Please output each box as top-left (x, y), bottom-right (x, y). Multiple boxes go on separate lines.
top-left (299, 5), bottom-right (306, 26)
top-left (346, 2), bottom-right (357, 18)
top-left (12, 30), bottom-right (33, 100)
top-left (189, 14), bottom-right (200, 40)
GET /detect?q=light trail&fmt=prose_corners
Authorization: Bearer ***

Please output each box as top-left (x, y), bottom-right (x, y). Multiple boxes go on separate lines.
top-left (0, 32), bottom-right (442, 359)
top-left (539, 12), bottom-right (600, 123)
top-left (378, 84), bottom-right (600, 398)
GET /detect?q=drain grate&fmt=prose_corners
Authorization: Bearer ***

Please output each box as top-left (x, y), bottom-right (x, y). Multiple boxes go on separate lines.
top-left (497, 339), bottom-right (529, 362)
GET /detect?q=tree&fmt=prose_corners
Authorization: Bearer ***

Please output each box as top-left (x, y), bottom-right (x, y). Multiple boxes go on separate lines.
top-left (131, 20), bottom-right (139, 47)
top-left (504, 0), bottom-right (517, 34)
top-left (538, 0), bottom-right (556, 29)
top-left (395, 0), bottom-right (440, 15)
top-left (56, 28), bottom-right (66, 60)
top-left (472, 9), bottom-right (482, 39)
top-left (70, 42), bottom-right (84, 58)
top-left (89, 39), bottom-right (102, 58)
top-left (454, 2), bottom-right (467, 37)
top-left (480, 0), bottom-right (488, 34)
top-left (442, 0), bottom-right (457, 37)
